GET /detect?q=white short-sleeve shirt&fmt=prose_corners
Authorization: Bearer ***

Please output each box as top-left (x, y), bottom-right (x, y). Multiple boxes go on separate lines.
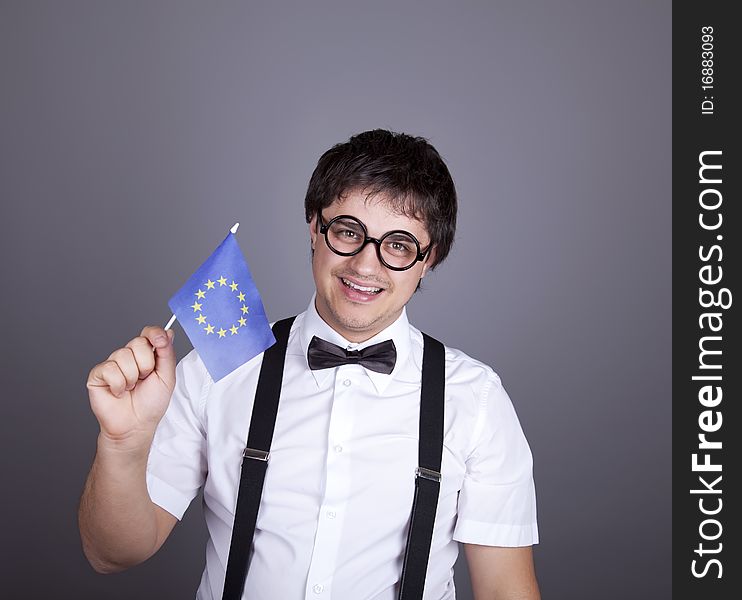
top-left (146, 296), bottom-right (538, 600)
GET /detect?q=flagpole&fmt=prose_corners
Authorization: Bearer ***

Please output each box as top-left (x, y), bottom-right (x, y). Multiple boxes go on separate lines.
top-left (163, 222), bottom-right (240, 331)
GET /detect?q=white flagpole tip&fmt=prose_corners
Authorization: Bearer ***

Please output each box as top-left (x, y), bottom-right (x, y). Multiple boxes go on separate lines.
top-left (164, 314), bottom-right (177, 331)
top-left (230, 222), bottom-right (240, 234)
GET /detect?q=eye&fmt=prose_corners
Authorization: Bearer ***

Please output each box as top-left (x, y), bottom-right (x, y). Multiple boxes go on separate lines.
top-left (383, 237), bottom-right (415, 256)
top-left (328, 218), bottom-right (365, 248)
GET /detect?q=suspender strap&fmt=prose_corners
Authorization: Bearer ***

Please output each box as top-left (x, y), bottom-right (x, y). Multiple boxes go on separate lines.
top-left (222, 316), bottom-right (296, 600)
top-left (398, 332), bottom-right (446, 600)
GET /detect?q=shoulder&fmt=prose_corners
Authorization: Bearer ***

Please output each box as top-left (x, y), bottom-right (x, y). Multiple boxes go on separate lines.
top-left (273, 311), bottom-right (308, 355)
top-left (409, 324), bottom-right (502, 396)
top-left (174, 348), bottom-right (214, 410)
top-left (178, 347), bottom-right (213, 387)
top-left (409, 325), bottom-right (519, 459)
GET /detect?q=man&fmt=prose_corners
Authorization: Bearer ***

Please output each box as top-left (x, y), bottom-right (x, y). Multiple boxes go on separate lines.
top-left (79, 129), bottom-right (540, 599)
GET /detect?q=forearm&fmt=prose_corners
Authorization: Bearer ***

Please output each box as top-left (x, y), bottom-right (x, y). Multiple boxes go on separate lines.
top-left (78, 433), bottom-right (160, 573)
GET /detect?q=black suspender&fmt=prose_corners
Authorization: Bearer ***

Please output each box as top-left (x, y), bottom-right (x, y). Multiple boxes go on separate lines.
top-left (222, 317), bottom-right (295, 600)
top-left (398, 332), bottom-right (445, 599)
top-left (222, 317), bottom-right (445, 600)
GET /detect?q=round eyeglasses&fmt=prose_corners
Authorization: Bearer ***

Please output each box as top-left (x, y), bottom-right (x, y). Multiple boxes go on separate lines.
top-left (318, 212), bottom-right (431, 271)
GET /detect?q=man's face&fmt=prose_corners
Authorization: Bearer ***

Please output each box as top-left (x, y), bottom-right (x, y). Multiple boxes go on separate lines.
top-left (309, 190), bottom-right (435, 343)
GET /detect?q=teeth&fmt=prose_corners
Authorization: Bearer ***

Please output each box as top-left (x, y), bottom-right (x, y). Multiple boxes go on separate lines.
top-left (342, 278), bottom-right (382, 293)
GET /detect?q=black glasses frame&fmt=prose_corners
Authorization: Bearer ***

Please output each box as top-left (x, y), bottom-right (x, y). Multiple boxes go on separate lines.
top-left (318, 212), bottom-right (431, 271)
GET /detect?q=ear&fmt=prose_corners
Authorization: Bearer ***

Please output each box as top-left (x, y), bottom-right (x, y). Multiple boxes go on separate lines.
top-left (420, 246), bottom-right (436, 278)
top-left (308, 214), bottom-right (318, 250)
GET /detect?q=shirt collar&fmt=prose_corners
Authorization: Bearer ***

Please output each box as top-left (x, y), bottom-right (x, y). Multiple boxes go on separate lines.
top-left (300, 293), bottom-right (412, 394)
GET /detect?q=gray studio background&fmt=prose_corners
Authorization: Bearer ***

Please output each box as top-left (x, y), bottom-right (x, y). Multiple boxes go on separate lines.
top-left (0, 1), bottom-right (671, 598)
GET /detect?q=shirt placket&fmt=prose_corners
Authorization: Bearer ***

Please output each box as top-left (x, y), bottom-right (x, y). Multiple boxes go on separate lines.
top-left (304, 363), bottom-right (359, 599)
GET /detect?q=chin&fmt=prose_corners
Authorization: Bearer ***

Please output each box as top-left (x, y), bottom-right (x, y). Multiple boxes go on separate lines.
top-left (322, 292), bottom-right (395, 339)
top-left (333, 301), bottom-right (388, 331)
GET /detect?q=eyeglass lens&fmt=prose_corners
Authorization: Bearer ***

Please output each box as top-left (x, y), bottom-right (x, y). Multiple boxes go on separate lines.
top-left (325, 217), bottom-right (420, 269)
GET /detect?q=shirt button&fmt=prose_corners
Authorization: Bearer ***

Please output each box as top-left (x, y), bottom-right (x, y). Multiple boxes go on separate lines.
top-left (327, 510), bottom-right (336, 519)
top-left (334, 445), bottom-right (343, 453)
top-left (313, 583), bottom-right (324, 594)
top-left (343, 379), bottom-right (351, 386)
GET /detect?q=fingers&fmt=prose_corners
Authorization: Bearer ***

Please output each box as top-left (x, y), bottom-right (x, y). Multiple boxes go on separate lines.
top-left (87, 326), bottom-right (177, 397)
top-left (87, 360), bottom-right (128, 398)
top-left (107, 347), bottom-right (140, 391)
top-left (125, 336), bottom-right (156, 380)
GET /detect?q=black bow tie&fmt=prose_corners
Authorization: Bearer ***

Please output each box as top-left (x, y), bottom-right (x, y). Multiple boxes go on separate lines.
top-left (307, 336), bottom-right (397, 374)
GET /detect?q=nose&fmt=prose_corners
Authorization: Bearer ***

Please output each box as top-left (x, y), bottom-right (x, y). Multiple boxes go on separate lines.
top-left (347, 240), bottom-right (383, 276)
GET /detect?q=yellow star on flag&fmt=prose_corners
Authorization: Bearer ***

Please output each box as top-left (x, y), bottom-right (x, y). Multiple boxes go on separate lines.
top-left (195, 289), bottom-right (206, 299)
top-left (241, 304), bottom-right (249, 314)
top-left (238, 317), bottom-right (247, 327)
top-left (196, 314), bottom-right (207, 324)
top-left (205, 279), bottom-right (216, 290)
top-left (230, 281), bottom-right (239, 291)
top-left (217, 328), bottom-right (227, 338)
top-left (191, 301), bottom-right (202, 312)
top-left (205, 324), bottom-right (215, 334)
top-left (217, 276), bottom-right (228, 286)
top-left (237, 292), bottom-right (245, 301)
top-left (230, 325), bottom-right (239, 335)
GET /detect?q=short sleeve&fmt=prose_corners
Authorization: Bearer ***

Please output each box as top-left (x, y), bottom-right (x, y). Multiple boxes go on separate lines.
top-left (453, 373), bottom-right (539, 546)
top-left (145, 348), bottom-right (211, 520)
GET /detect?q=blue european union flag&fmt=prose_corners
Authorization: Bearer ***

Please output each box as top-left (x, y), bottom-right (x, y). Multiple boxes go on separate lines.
top-left (168, 231), bottom-right (275, 382)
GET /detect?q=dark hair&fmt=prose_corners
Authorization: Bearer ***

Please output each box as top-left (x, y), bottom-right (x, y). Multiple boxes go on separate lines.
top-left (304, 129), bottom-right (457, 269)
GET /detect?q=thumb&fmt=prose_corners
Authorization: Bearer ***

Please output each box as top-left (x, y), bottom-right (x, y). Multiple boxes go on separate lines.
top-left (153, 329), bottom-right (177, 386)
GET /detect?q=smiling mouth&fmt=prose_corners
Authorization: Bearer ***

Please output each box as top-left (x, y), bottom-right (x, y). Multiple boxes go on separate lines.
top-left (341, 277), bottom-right (384, 294)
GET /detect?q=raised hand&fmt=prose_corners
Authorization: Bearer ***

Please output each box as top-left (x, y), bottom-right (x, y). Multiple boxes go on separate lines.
top-left (86, 326), bottom-right (176, 447)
